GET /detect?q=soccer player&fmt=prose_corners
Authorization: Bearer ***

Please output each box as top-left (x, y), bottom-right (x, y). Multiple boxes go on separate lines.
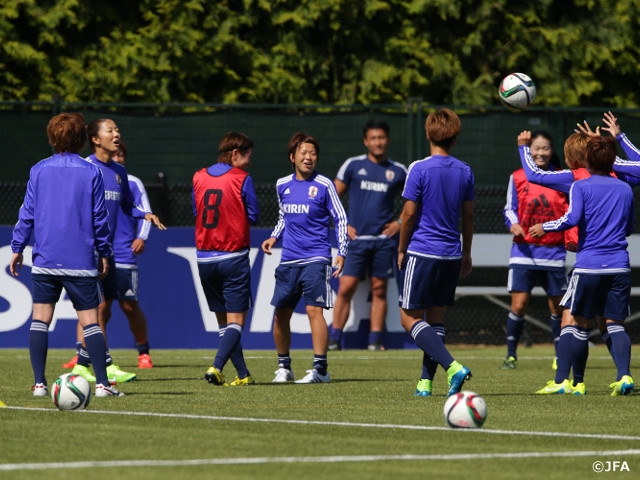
top-left (10, 112), bottom-right (123, 397)
top-left (193, 132), bottom-right (259, 387)
top-left (397, 108), bottom-right (473, 397)
top-left (502, 131), bottom-right (568, 370)
top-left (112, 141), bottom-right (154, 369)
top-left (519, 127), bottom-right (640, 394)
top-left (530, 136), bottom-right (635, 396)
top-left (329, 119), bottom-right (407, 351)
top-left (70, 118), bottom-right (165, 385)
top-left (262, 132), bottom-right (348, 384)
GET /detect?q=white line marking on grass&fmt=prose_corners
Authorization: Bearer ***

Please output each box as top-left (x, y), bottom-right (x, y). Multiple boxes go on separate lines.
top-left (5, 406), bottom-right (640, 442)
top-left (2, 449), bottom-right (640, 471)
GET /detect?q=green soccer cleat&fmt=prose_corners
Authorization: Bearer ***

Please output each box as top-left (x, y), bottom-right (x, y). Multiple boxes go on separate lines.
top-left (205, 366), bottom-right (227, 386)
top-left (72, 364), bottom-right (96, 383)
top-left (414, 379), bottom-right (432, 397)
top-left (609, 375), bottom-right (635, 396)
top-left (229, 375), bottom-right (255, 386)
top-left (501, 356), bottom-right (517, 370)
top-left (570, 382), bottom-right (586, 395)
top-left (446, 362), bottom-right (472, 397)
top-left (552, 357), bottom-right (558, 371)
top-left (535, 379), bottom-right (570, 394)
top-left (106, 364), bottom-right (137, 383)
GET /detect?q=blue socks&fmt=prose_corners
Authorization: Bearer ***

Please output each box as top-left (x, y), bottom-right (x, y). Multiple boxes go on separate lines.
top-left (506, 311), bottom-right (524, 359)
top-left (421, 323), bottom-right (445, 380)
top-left (410, 320), bottom-right (454, 369)
top-left (217, 324), bottom-right (249, 378)
top-left (83, 324), bottom-right (109, 386)
top-left (554, 326), bottom-right (573, 384)
top-left (213, 323), bottom-right (242, 372)
top-left (607, 322), bottom-right (631, 380)
top-left (570, 326), bottom-right (590, 384)
top-left (278, 353), bottom-right (292, 370)
top-left (313, 354), bottom-right (328, 375)
top-left (29, 320), bottom-right (49, 385)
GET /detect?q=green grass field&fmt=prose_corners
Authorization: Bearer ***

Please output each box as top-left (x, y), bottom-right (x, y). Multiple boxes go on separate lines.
top-left (1, 345), bottom-right (639, 479)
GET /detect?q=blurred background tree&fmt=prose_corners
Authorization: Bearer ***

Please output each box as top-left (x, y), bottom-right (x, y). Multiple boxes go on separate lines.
top-left (1, 0), bottom-right (640, 106)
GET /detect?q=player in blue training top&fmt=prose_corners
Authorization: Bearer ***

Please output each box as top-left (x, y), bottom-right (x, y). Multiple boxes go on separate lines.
top-left (530, 136), bottom-right (635, 396)
top-left (262, 132), bottom-right (348, 384)
top-left (193, 132), bottom-right (260, 387)
top-left (10, 112), bottom-right (123, 397)
top-left (329, 119), bottom-right (407, 352)
top-left (397, 108), bottom-right (474, 397)
top-left (112, 141), bottom-right (154, 369)
top-left (68, 118), bottom-right (166, 385)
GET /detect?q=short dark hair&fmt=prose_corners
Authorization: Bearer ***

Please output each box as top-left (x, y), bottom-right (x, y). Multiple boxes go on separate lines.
top-left (86, 118), bottom-right (109, 153)
top-left (46, 113), bottom-right (87, 153)
top-left (363, 119), bottom-right (390, 137)
top-left (217, 132), bottom-right (254, 165)
top-left (530, 130), bottom-right (561, 169)
top-left (425, 108), bottom-right (462, 151)
top-left (586, 136), bottom-right (617, 174)
top-left (287, 132), bottom-right (320, 159)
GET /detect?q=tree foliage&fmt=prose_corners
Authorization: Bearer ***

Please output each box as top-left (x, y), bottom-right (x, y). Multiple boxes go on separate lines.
top-left (1, 0), bottom-right (640, 106)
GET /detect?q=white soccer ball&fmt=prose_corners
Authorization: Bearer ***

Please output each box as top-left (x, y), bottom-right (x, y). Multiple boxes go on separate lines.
top-left (498, 73), bottom-right (536, 110)
top-left (443, 390), bottom-right (487, 428)
top-left (51, 373), bottom-right (91, 411)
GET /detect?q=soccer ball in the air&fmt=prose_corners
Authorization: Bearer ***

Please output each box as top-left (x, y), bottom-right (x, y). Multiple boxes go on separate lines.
top-left (443, 391), bottom-right (487, 428)
top-left (498, 73), bottom-right (536, 110)
top-left (51, 373), bottom-right (91, 410)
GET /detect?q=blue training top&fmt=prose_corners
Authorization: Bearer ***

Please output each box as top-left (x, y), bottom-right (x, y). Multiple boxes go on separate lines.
top-left (402, 154), bottom-right (475, 258)
top-left (87, 154), bottom-right (148, 243)
top-left (270, 171), bottom-right (348, 264)
top-left (114, 174), bottom-right (152, 267)
top-left (543, 174), bottom-right (633, 273)
top-left (11, 152), bottom-right (112, 276)
top-left (335, 154), bottom-right (407, 237)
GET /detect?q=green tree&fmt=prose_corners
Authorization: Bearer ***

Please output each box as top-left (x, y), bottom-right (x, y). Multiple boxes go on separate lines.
top-left (1, 0), bottom-right (640, 106)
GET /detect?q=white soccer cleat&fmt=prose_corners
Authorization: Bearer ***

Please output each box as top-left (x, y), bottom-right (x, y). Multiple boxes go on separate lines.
top-left (294, 369), bottom-right (330, 384)
top-left (31, 383), bottom-right (48, 397)
top-left (272, 367), bottom-right (295, 383)
top-left (95, 384), bottom-right (125, 397)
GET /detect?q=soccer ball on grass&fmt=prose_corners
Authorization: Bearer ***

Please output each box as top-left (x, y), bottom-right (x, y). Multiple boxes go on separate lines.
top-left (443, 390), bottom-right (487, 428)
top-left (51, 373), bottom-right (91, 410)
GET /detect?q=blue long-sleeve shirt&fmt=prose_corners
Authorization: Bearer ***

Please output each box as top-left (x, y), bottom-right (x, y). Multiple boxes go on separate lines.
top-left (542, 175), bottom-right (633, 273)
top-left (271, 171), bottom-right (348, 264)
top-left (87, 154), bottom-right (149, 243)
top-left (11, 153), bottom-right (112, 276)
top-left (114, 174), bottom-right (152, 266)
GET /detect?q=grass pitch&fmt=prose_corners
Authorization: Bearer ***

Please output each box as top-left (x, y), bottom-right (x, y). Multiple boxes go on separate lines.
top-left (1, 345), bottom-right (639, 479)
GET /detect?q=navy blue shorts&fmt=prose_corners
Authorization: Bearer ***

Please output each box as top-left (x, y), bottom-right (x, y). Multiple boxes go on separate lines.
top-left (508, 267), bottom-right (567, 296)
top-left (115, 266), bottom-right (138, 301)
top-left (32, 274), bottom-right (102, 311)
top-left (561, 272), bottom-right (630, 321)
top-left (271, 263), bottom-right (333, 309)
top-left (399, 255), bottom-right (461, 310)
top-left (198, 255), bottom-right (252, 313)
top-left (342, 237), bottom-right (397, 280)
top-left (99, 257), bottom-right (118, 301)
